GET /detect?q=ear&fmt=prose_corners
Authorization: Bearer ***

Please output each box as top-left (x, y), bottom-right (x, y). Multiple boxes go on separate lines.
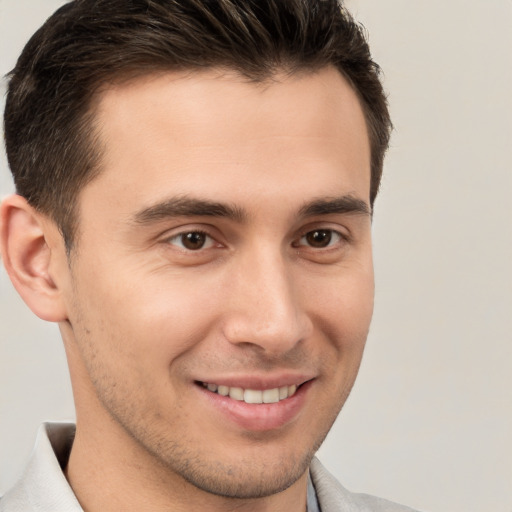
top-left (0, 194), bottom-right (68, 322)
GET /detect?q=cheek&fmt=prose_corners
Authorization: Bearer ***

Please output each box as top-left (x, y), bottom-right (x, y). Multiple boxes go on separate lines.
top-left (319, 273), bottom-right (373, 397)
top-left (74, 269), bottom-right (224, 371)
top-left (306, 263), bottom-right (374, 343)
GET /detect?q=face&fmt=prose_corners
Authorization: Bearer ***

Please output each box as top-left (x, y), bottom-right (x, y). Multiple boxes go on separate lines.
top-left (59, 67), bottom-right (373, 499)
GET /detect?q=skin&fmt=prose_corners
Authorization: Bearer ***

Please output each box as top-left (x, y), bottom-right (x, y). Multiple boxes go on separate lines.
top-left (1, 66), bottom-right (373, 512)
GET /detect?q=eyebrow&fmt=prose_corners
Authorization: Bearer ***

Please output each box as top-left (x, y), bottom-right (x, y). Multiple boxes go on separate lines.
top-left (298, 195), bottom-right (372, 218)
top-left (131, 193), bottom-right (371, 226)
top-left (132, 196), bottom-right (246, 225)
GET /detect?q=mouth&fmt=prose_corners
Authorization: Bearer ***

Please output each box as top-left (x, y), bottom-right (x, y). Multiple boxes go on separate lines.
top-left (195, 378), bottom-right (314, 431)
top-left (197, 381), bottom-right (299, 404)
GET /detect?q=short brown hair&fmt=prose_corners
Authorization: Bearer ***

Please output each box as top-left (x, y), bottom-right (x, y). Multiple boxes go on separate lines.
top-left (4, 0), bottom-right (391, 250)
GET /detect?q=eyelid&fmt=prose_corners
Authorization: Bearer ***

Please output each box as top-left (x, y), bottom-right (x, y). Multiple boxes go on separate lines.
top-left (167, 231), bottom-right (214, 250)
top-left (294, 222), bottom-right (351, 244)
top-left (295, 229), bottom-right (344, 248)
top-left (160, 225), bottom-right (223, 250)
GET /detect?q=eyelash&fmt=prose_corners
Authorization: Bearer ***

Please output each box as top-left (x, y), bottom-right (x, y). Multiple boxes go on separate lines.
top-left (165, 230), bottom-right (218, 251)
top-left (293, 228), bottom-right (347, 250)
top-left (164, 227), bottom-right (348, 252)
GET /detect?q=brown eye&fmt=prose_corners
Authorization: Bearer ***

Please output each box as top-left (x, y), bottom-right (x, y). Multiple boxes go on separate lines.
top-left (297, 229), bottom-right (342, 249)
top-left (167, 231), bottom-right (215, 251)
top-left (305, 230), bottom-right (332, 247)
top-left (182, 232), bottom-right (206, 250)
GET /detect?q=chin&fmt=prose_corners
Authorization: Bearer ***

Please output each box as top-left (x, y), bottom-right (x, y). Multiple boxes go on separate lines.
top-left (173, 451), bottom-right (312, 499)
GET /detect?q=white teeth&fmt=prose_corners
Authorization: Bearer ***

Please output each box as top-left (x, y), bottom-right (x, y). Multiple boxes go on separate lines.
top-left (229, 387), bottom-right (244, 401)
top-left (202, 382), bottom-right (299, 404)
top-left (218, 385), bottom-right (229, 396)
top-left (244, 389), bottom-right (263, 404)
top-left (262, 388), bottom-right (280, 403)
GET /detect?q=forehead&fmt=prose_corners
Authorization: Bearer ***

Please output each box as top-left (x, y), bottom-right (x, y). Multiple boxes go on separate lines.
top-left (94, 67), bottom-right (369, 149)
top-left (83, 67), bottom-right (370, 220)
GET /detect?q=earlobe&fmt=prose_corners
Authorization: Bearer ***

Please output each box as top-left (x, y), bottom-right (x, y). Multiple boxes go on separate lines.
top-left (0, 194), bottom-right (68, 322)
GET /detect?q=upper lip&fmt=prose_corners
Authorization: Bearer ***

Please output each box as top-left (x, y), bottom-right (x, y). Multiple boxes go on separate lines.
top-left (194, 373), bottom-right (315, 390)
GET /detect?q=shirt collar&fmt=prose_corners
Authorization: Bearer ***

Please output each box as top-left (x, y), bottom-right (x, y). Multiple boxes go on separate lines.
top-left (2, 423), bottom-right (82, 511)
top-left (307, 470), bottom-right (322, 512)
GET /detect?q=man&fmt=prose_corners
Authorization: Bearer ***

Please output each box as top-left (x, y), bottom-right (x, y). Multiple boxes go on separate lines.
top-left (0, 0), bottom-right (417, 510)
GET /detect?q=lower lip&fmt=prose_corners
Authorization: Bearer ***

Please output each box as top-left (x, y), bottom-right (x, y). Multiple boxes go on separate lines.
top-left (197, 381), bottom-right (313, 432)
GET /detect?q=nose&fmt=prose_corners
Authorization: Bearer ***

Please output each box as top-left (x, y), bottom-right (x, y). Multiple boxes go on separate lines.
top-left (221, 247), bottom-right (313, 356)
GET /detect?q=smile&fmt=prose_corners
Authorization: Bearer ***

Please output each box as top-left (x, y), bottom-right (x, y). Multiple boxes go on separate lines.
top-left (200, 382), bottom-right (298, 404)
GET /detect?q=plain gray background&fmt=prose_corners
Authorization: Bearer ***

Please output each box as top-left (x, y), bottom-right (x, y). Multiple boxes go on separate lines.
top-left (1, 1), bottom-right (511, 511)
